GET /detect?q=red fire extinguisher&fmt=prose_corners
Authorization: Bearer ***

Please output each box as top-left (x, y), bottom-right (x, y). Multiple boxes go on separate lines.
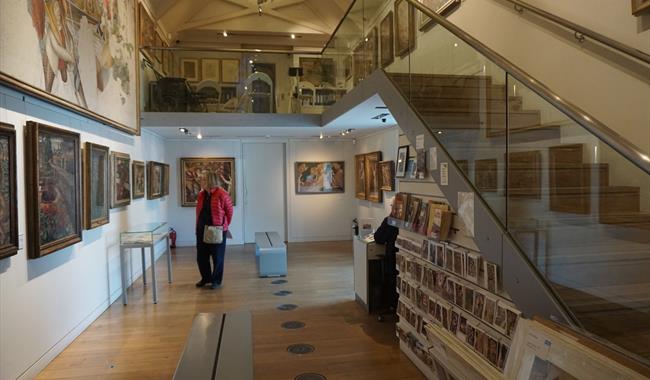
top-left (169, 228), bottom-right (177, 248)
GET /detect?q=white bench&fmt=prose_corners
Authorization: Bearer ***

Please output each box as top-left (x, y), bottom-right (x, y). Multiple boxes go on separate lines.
top-left (255, 231), bottom-right (287, 277)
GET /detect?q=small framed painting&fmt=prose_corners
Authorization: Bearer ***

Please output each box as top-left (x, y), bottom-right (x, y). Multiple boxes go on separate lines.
top-left (201, 58), bottom-right (221, 82)
top-left (395, 0), bottom-right (415, 56)
top-left (379, 160), bottom-right (395, 191)
top-left (380, 11), bottom-right (395, 68)
top-left (0, 123), bottom-right (18, 260)
top-left (355, 154), bottom-right (367, 200)
top-left (181, 59), bottom-right (199, 82)
top-left (132, 160), bottom-right (146, 199)
top-left (147, 161), bottom-right (166, 200)
top-left (474, 158), bottom-right (497, 192)
top-left (396, 145), bottom-right (410, 177)
top-left (111, 152), bottom-right (131, 208)
top-left (364, 151), bottom-right (383, 203)
top-left (295, 162), bottom-right (345, 194)
top-left (83, 142), bottom-right (110, 229)
top-left (221, 59), bottom-right (240, 83)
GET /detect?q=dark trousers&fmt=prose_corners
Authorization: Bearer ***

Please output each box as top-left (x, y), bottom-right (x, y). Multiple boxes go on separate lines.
top-left (196, 232), bottom-right (226, 284)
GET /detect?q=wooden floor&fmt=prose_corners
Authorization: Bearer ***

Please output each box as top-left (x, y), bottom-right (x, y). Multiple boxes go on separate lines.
top-left (36, 241), bottom-right (424, 380)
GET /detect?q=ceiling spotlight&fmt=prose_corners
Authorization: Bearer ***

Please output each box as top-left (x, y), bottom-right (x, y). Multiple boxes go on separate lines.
top-left (223, 30), bottom-right (228, 37)
top-left (365, 37), bottom-right (369, 42)
top-left (249, 59), bottom-right (254, 64)
top-left (196, 133), bottom-right (203, 140)
top-left (244, 86), bottom-right (248, 90)
top-left (258, 6), bottom-right (263, 16)
top-left (291, 34), bottom-right (296, 39)
top-left (437, 130), bottom-right (443, 134)
top-left (179, 127), bottom-right (188, 134)
top-left (319, 131), bottom-right (323, 140)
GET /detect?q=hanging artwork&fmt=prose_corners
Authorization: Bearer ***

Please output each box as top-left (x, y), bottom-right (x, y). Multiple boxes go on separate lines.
top-left (132, 160), bottom-right (145, 199)
top-left (475, 158), bottom-right (498, 192)
top-left (365, 151), bottom-right (383, 203)
top-left (147, 161), bottom-right (165, 200)
top-left (181, 59), bottom-right (199, 82)
top-left (396, 145), bottom-right (410, 178)
top-left (138, 2), bottom-right (156, 53)
top-left (295, 162), bottom-right (345, 194)
top-left (0, 1), bottom-right (139, 134)
top-left (201, 58), bottom-right (221, 82)
top-left (83, 142), bottom-right (110, 229)
top-left (379, 161), bottom-right (395, 191)
top-left (111, 152), bottom-right (131, 208)
top-left (508, 150), bottom-right (541, 199)
top-left (418, 0), bottom-right (460, 30)
top-left (221, 59), bottom-right (240, 83)
top-left (25, 121), bottom-right (82, 258)
top-left (380, 12), bottom-right (395, 68)
top-left (180, 157), bottom-right (236, 207)
top-left (395, 0), bottom-right (415, 56)
top-left (299, 57), bottom-right (336, 86)
top-left (355, 154), bottom-right (366, 200)
top-left (365, 27), bottom-right (379, 74)
top-left (0, 123), bottom-right (18, 260)
top-left (163, 163), bottom-right (170, 196)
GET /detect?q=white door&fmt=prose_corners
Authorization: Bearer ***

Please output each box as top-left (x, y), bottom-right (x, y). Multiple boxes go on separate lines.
top-left (243, 143), bottom-right (286, 243)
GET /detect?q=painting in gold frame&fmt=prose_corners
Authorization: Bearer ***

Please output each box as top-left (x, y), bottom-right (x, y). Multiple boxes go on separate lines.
top-left (379, 160), bottom-right (395, 191)
top-left (111, 152), bottom-right (131, 208)
top-left (147, 161), bottom-right (165, 200)
top-left (180, 157), bottom-right (236, 207)
top-left (0, 123), bottom-right (18, 260)
top-left (355, 154), bottom-right (366, 200)
top-left (380, 11), bottom-right (395, 68)
top-left (366, 27), bottom-right (379, 74)
top-left (365, 151), bottom-right (383, 203)
top-left (83, 142), bottom-right (110, 229)
top-left (132, 160), bottom-right (145, 199)
top-left (395, 0), bottom-right (415, 56)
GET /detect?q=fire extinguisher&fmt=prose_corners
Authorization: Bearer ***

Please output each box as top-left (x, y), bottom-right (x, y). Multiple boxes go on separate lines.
top-left (169, 228), bottom-right (177, 248)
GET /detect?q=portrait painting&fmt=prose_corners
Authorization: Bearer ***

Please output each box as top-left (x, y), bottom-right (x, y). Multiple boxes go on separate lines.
top-left (0, 123), bottom-right (18, 260)
top-left (418, 0), bottom-right (460, 30)
top-left (299, 57), bottom-right (336, 86)
top-left (25, 121), bottom-right (82, 258)
top-left (83, 142), bottom-right (109, 229)
top-left (380, 11), bottom-right (394, 68)
top-left (147, 161), bottom-right (165, 200)
top-left (395, 0), bottom-right (415, 56)
top-left (132, 160), bottom-right (145, 199)
top-left (396, 145), bottom-right (409, 177)
top-left (295, 161), bottom-right (345, 194)
top-left (111, 152), bottom-right (131, 208)
top-left (378, 161), bottom-right (395, 191)
top-left (0, 1), bottom-right (139, 134)
top-left (180, 157), bottom-right (236, 207)
top-left (364, 151), bottom-right (383, 203)
top-left (475, 158), bottom-right (498, 192)
top-left (355, 154), bottom-right (366, 200)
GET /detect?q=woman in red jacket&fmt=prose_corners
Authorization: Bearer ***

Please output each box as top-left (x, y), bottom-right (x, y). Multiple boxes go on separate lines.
top-left (195, 172), bottom-right (234, 289)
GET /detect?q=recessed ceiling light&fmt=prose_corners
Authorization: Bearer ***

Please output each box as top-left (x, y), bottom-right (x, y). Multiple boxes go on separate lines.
top-left (223, 30), bottom-right (228, 37)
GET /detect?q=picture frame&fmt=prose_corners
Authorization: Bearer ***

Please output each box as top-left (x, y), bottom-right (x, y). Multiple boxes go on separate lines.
top-left (395, 0), bottom-right (416, 57)
top-left (378, 161), bottom-right (395, 191)
top-left (396, 145), bottom-right (410, 177)
top-left (299, 57), bottom-right (336, 87)
top-left (364, 151), bottom-right (383, 203)
top-left (180, 157), bottom-right (236, 207)
top-left (632, 0), bottom-right (650, 15)
top-left (83, 142), bottom-right (110, 230)
top-left (406, 158), bottom-right (417, 179)
top-left (111, 152), bottom-right (131, 208)
top-left (295, 161), bottom-right (345, 194)
top-left (201, 58), bottom-right (221, 82)
top-left (132, 160), bottom-right (146, 199)
top-left (25, 121), bottom-right (82, 259)
top-left (355, 154), bottom-right (367, 200)
top-left (365, 27), bottom-right (379, 74)
top-left (221, 59), bottom-right (240, 84)
top-left (181, 59), bottom-right (199, 82)
top-left (380, 11), bottom-right (395, 68)
top-left (163, 163), bottom-right (170, 196)
top-left (344, 54), bottom-right (353, 80)
top-left (147, 161), bottom-right (166, 200)
top-left (475, 158), bottom-right (498, 192)
top-left (0, 123), bottom-right (18, 260)
top-left (508, 150), bottom-right (541, 199)
top-left (418, 0), bottom-right (461, 30)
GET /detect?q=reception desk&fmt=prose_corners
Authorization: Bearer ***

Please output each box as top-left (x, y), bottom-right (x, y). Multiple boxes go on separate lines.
top-left (353, 235), bottom-right (385, 312)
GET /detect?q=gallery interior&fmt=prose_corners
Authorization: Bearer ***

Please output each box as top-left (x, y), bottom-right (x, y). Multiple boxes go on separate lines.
top-left (0, 0), bottom-right (649, 379)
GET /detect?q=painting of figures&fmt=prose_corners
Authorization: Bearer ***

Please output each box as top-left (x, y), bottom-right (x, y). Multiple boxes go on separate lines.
top-left (364, 151), bottom-right (383, 203)
top-left (147, 161), bottom-right (165, 200)
top-left (25, 121), bottom-right (82, 258)
top-left (355, 154), bottom-right (366, 200)
top-left (132, 160), bottom-right (145, 199)
top-left (0, 0), bottom-right (138, 134)
top-left (180, 157), bottom-right (236, 207)
top-left (111, 152), bottom-right (131, 208)
top-left (83, 142), bottom-right (109, 229)
top-left (0, 123), bottom-right (18, 260)
top-left (295, 162), bottom-right (345, 194)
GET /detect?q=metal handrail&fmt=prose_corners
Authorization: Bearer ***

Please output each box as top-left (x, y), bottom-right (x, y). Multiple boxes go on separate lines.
top-left (503, 0), bottom-right (650, 65)
top-left (405, 0), bottom-right (650, 174)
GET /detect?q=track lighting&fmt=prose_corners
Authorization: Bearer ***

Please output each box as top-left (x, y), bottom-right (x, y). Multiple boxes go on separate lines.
top-left (179, 127), bottom-right (188, 134)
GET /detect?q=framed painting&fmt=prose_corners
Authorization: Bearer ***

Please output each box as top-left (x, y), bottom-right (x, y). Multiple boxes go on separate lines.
top-left (221, 59), bottom-right (240, 84)
top-left (163, 163), bottom-right (170, 196)
top-left (111, 152), bottom-right (131, 208)
top-left (475, 158), bottom-right (497, 192)
top-left (632, 0), bottom-right (650, 15)
top-left (0, 1), bottom-right (139, 134)
top-left (396, 145), bottom-right (410, 177)
top-left (132, 160), bottom-right (145, 199)
top-left (0, 123), bottom-right (18, 260)
top-left (180, 157), bottom-right (236, 207)
top-left (380, 12), bottom-right (395, 68)
top-left (355, 154), bottom-right (367, 200)
top-left (147, 161), bottom-right (165, 200)
top-left (457, 159), bottom-right (469, 175)
top-left (379, 161), bottom-right (395, 191)
top-left (508, 150), bottom-right (541, 199)
top-left (395, 0), bottom-right (415, 56)
top-left (353, 42), bottom-right (366, 85)
top-left (201, 59), bottom-right (221, 82)
top-left (299, 57), bottom-right (336, 86)
top-left (344, 54), bottom-right (352, 81)
top-left (24, 121), bottom-right (82, 259)
top-left (181, 59), bottom-right (199, 82)
top-left (418, 0), bottom-right (460, 30)
top-left (548, 144), bottom-right (587, 213)
top-left (365, 151), bottom-right (383, 203)
top-left (295, 162), bottom-right (345, 194)
top-left (365, 27), bottom-right (379, 74)
top-left (83, 142), bottom-right (110, 229)
top-left (138, 2), bottom-right (156, 51)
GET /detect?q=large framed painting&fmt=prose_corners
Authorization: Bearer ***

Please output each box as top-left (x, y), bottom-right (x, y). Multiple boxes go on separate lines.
top-left (379, 160), bottom-right (395, 191)
top-left (132, 160), bottom-right (145, 199)
top-left (508, 150), bottom-right (541, 199)
top-left (83, 142), bottom-right (110, 229)
top-left (0, 1), bottom-right (139, 134)
top-left (147, 161), bottom-right (165, 200)
top-left (25, 121), bottom-right (82, 259)
top-left (475, 158), bottom-right (497, 192)
top-left (355, 154), bottom-right (367, 200)
top-left (0, 123), bottom-right (18, 260)
top-left (180, 157), bottom-right (236, 207)
top-left (395, 0), bottom-right (416, 56)
top-left (111, 152), bottom-right (131, 208)
top-left (365, 151), bottom-right (383, 203)
top-left (295, 162), bottom-right (345, 194)
top-left (299, 58), bottom-right (336, 86)
top-left (418, 0), bottom-right (460, 30)
top-left (380, 12), bottom-right (395, 68)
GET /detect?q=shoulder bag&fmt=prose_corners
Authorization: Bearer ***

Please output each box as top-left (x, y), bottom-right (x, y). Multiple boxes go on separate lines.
top-left (203, 191), bottom-right (224, 244)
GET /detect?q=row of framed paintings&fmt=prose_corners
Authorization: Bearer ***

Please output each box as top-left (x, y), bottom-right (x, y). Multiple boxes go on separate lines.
top-left (0, 121), bottom-right (169, 260)
top-left (355, 151), bottom-right (387, 202)
top-left (390, 193), bottom-right (454, 241)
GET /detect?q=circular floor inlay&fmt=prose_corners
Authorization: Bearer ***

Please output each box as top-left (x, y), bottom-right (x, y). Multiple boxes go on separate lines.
top-left (277, 304), bottom-right (298, 311)
top-left (287, 343), bottom-right (315, 355)
top-left (294, 373), bottom-right (327, 380)
top-left (271, 279), bottom-right (288, 285)
top-left (281, 321), bottom-right (306, 330)
top-left (274, 290), bottom-right (292, 296)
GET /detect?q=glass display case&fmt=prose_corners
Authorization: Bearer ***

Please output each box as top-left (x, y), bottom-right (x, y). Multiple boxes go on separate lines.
top-left (120, 222), bottom-right (168, 246)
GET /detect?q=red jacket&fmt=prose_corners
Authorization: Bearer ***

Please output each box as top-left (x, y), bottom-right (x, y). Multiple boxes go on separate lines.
top-left (196, 187), bottom-right (234, 231)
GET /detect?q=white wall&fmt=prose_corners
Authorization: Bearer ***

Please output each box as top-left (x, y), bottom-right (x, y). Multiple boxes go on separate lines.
top-left (0, 85), bottom-right (168, 380)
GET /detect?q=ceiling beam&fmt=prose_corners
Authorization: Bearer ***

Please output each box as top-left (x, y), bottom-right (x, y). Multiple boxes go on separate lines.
top-left (265, 10), bottom-right (329, 34)
top-left (178, 8), bottom-right (257, 31)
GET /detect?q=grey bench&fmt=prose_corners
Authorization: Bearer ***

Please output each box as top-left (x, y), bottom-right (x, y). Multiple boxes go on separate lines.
top-left (255, 231), bottom-right (287, 277)
top-left (173, 311), bottom-right (253, 380)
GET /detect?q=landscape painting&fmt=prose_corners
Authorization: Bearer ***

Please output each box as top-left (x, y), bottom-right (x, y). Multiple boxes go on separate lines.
top-left (180, 157), bottom-right (236, 207)
top-left (111, 152), bottom-right (131, 208)
top-left (0, 1), bottom-right (139, 134)
top-left (295, 162), bottom-right (345, 194)
top-left (0, 123), bottom-right (18, 260)
top-left (84, 142), bottom-right (109, 229)
top-left (132, 160), bottom-right (145, 199)
top-left (25, 121), bottom-right (82, 258)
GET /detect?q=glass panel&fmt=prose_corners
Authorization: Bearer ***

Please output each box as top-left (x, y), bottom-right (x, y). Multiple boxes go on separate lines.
top-left (506, 75), bottom-right (650, 360)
